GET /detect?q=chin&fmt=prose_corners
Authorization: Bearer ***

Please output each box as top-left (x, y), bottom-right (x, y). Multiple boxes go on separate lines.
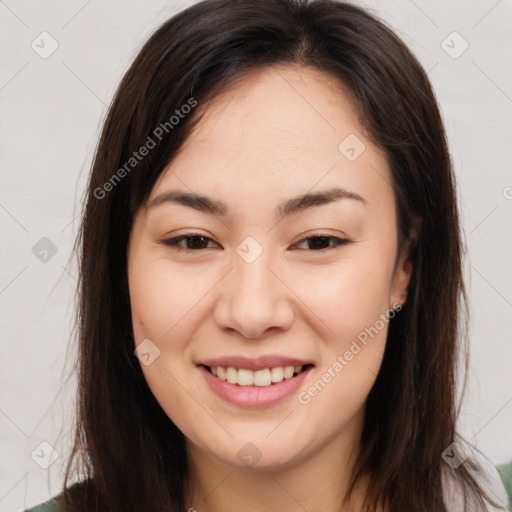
top-left (207, 431), bottom-right (312, 472)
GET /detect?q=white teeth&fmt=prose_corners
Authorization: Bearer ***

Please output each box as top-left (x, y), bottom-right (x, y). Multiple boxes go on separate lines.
top-left (226, 367), bottom-right (238, 384)
top-left (208, 364), bottom-right (304, 387)
top-left (270, 366), bottom-right (284, 383)
top-left (254, 368), bottom-right (271, 386)
top-left (237, 368), bottom-right (254, 386)
top-left (283, 365), bottom-right (295, 379)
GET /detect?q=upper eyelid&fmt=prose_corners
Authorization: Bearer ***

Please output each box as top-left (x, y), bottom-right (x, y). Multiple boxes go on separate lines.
top-left (164, 229), bottom-right (349, 240)
top-left (164, 232), bottom-right (347, 242)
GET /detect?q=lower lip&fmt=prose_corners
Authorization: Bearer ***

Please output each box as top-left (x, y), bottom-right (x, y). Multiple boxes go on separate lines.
top-left (198, 365), bottom-right (313, 409)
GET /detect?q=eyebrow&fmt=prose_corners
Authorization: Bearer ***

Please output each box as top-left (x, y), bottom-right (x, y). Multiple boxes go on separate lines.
top-left (148, 187), bottom-right (367, 221)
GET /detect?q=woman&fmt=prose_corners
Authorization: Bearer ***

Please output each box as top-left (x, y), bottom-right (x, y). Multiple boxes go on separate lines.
top-left (23, 0), bottom-right (510, 510)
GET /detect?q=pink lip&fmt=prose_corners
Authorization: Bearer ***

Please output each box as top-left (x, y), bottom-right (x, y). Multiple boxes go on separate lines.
top-left (196, 355), bottom-right (313, 372)
top-left (198, 364), bottom-right (313, 409)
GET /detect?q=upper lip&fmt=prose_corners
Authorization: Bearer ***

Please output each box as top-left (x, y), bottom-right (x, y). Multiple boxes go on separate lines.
top-left (197, 355), bottom-right (314, 372)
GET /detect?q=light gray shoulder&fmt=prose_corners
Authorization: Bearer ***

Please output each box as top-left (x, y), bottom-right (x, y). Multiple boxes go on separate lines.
top-left (442, 444), bottom-right (509, 512)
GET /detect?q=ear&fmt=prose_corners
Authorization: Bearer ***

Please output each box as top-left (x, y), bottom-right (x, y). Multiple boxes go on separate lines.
top-left (390, 245), bottom-right (413, 308)
top-left (390, 218), bottom-right (420, 309)
top-left (389, 215), bottom-right (422, 309)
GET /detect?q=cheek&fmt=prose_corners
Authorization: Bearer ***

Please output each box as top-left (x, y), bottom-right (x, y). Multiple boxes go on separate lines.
top-left (292, 255), bottom-right (393, 345)
top-left (289, 251), bottom-right (393, 414)
top-left (294, 262), bottom-right (391, 435)
top-left (128, 254), bottom-right (212, 434)
top-left (129, 254), bottom-right (211, 345)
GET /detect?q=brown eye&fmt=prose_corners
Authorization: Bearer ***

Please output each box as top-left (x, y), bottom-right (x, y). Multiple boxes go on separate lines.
top-left (162, 234), bottom-right (219, 252)
top-left (294, 235), bottom-right (350, 251)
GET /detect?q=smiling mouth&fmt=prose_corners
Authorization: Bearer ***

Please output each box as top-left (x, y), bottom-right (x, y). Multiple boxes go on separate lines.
top-left (201, 363), bottom-right (314, 387)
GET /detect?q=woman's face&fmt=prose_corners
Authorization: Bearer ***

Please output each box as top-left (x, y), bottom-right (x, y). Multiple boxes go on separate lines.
top-left (127, 65), bottom-right (412, 471)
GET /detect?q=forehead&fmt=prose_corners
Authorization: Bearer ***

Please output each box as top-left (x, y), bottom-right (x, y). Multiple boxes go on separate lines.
top-left (150, 65), bottom-right (392, 214)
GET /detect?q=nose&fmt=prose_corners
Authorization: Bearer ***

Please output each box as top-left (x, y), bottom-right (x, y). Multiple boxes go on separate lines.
top-left (213, 246), bottom-right (295, 339)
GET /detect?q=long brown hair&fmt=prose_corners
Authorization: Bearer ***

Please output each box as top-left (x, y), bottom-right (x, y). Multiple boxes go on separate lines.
top-left (56, 0), bottom-right (503, 510)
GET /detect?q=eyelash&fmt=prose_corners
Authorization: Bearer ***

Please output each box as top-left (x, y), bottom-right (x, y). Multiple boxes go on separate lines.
top-left (161, 232), bottom-right (351, 253)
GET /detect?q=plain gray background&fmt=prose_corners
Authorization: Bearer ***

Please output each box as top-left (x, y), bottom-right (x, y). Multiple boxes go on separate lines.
top-left (1, 0), bottom-right (511, 510)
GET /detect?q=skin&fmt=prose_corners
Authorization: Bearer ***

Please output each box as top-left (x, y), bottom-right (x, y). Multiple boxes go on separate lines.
top-left (127, 64), bottom-right (413, 512)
